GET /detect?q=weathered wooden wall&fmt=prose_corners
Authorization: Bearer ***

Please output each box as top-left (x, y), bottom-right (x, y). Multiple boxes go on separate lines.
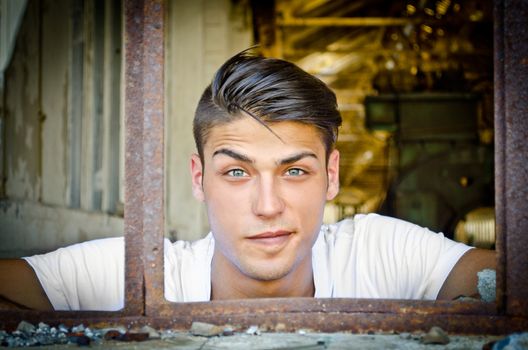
top-left (0, 0), bottom-right (252, 257)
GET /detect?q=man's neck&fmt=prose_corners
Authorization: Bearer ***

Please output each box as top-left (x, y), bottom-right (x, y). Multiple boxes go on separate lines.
top-left (210, 251), bottom-right (315, 300)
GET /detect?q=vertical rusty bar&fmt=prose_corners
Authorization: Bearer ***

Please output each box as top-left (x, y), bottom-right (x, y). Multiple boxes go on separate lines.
top-left (141, 0), bottom-right (165, 313)
top-left (124, 0), bottom-right (145, 316)
top-left (493, 0), bottom-right (506, 315)
top-left (124, 0), bottom-right (165, 315)
top-left (124, 0), bottom-right (164, 315)
top-left (494, 0), bottom-right (528, 317)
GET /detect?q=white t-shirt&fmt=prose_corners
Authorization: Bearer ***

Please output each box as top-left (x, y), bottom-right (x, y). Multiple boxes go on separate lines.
top-left (24, 214), bottom-right (472, 311)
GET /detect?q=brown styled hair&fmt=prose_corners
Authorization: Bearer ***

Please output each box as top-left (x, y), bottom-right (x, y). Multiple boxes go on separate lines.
top-left (193, 50), bottom-right (342, 161)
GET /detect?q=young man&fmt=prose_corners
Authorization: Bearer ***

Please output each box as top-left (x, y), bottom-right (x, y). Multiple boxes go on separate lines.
top-left (0, 51), bottom-right (494, 311)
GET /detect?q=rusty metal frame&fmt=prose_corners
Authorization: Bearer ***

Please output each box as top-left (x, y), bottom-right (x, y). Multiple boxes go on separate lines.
top-left (1, 0), bottom-right (527, 334)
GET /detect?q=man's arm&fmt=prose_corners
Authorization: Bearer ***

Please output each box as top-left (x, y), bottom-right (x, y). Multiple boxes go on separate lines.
top-left (0, 259), bottom-right (53, 310)
top-left (437, 248), bottom-right (496, 300)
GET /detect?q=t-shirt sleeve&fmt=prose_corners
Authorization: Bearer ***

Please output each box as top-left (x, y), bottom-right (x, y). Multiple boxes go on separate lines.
top-left (353, 214), bottom-right (473, 300)
top-left (23, 237), bottom-right (125, 311)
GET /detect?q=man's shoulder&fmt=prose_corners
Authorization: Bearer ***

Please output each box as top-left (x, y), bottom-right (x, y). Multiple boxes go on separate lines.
top-left (318, 213), bottom-right (430, 249)
top-left (27, 233), bottom-right (214, 261)
top-left (167, 232), bottom-right (213, 249)
top-left (323, 213), bottom-right (400, 235)
top-left (329, 213), bottom-right (427, 233)
top-left (164, 233), bottom-right (213, 302)
top-left (165, 233), bottom-right (214, 261)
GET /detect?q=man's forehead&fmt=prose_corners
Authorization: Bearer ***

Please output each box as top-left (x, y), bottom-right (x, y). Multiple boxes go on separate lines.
top-left (203, 119), bottom-right (325, 155)
top-left (208, 117), bottom-right (322, 140)
top-left (204, 118), bottom-right (325, 161)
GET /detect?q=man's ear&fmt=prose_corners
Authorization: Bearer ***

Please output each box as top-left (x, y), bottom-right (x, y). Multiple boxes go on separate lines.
top-left (190, 153), bottom-right (205, 202)
top-left (326, 149), bottom-right (340, 201)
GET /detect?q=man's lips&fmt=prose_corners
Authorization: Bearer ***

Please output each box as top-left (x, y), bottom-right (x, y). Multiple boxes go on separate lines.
top-left (248, 230), bottom-right (292, 240)
top-left (246, 231), bottom-right (293, 249)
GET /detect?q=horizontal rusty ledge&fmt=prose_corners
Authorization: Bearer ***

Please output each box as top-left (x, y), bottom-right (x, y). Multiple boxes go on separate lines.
top-left (0, 313), bottom-right (526, 335)
top-left (145, 298), bottom-right (498, 318)
top-left (148, 313), bottom-right (528, 335)
top-left (0, 298), bottom-right (498, 330)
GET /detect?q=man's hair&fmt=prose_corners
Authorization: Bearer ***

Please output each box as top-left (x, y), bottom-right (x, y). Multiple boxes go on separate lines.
top-left (193, 50), bottom-right (342, 161)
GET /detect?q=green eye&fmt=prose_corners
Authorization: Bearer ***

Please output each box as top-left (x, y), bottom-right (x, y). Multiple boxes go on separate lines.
top-left (286, 168), bottom-right (305, 176)
top-left (227, 169), bottom-right (247, 177)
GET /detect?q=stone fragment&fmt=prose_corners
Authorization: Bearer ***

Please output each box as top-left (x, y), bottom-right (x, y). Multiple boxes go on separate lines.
top-left (6, 336), bottom-right (22, 347)
top-left (104, 330), bottom-right (124, 340)
top-left (37, 322), bottom-right (50, 333)
top-left (411, 332), bottom-right (422, 340)
top-left (160, 329), bottom-right (178, 339)
top-left (477, 269), bottom-right (496, 303)
top-left (120, 332), bottom-right (150, 342)
top-left (84, 327), bottom-right (94, 338)
top-left (275, 323), bottom-right (287, 332)
top-left (222, 326), bottom-right (235, 336)
top-left (16, 321), bottom-right (36, 334)
top-left (139, 325), bottom-right (161, 339)
top-left (35, 333), bottom-right (55, 345)
top-left (101, 326), bottom-right (127, 335)
top-left (190, 321), bottom-right (224, 337)
top-left (422, 326), bottom-right (450, 345)
top-left (72, 324), bottom-right (85, 333)
top-left (317, 337), bottom-right (330, 347)
top-left (103, 329), bottom-right (150, 342)
top-left (491, 332), bottom-right (528, 350)
top-left (75, 335), bottom-right (91, 346)
top-left (398, 332), bottom-right (411, 340)
top-left (246, 325), bottom-right (261, 335)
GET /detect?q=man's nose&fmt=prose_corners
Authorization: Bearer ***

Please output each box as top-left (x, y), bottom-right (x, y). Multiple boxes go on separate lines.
top-left (252, 176), bottom-right (285, 218)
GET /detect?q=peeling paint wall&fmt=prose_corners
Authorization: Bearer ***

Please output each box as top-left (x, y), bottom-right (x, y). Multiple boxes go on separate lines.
top-left (4, 0), bottom-right (41, 202)
top-left (40, 0), bottom-right (70, 206)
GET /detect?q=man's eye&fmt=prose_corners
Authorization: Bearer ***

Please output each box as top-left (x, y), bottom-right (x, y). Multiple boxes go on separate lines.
top-left (226, 169), bottom-right (248, 177)
top-left (285, 168), bottom-right (306, 176)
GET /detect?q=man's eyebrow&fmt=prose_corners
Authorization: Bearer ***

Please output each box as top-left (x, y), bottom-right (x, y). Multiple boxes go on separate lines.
top-left (278, 152), bottom-right (318, 165)
top-left (212, 148), bottom-right (253, 163)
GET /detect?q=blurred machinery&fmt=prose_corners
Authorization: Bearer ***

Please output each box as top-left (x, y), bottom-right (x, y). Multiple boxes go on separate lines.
top-left (454, 207), bottom-right (495, 249)
top-left (365, 93), bottom-right (494, 240)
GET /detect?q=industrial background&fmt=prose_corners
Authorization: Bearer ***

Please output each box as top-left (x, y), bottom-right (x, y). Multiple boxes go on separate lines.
top-left (0, 0), bottom-right (494, 258)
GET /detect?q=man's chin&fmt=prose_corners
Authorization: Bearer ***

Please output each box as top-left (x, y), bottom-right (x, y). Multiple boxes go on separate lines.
top-left (239, 263), bottom-right (292, 282)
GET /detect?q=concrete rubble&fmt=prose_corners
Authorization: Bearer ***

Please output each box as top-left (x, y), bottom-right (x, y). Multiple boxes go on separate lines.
top-left (0, 320), bottom-right (518, 349)
top-left (477, 269), bottom-right (497, 303)
top-left (421, 326), bottom-right (450, 345)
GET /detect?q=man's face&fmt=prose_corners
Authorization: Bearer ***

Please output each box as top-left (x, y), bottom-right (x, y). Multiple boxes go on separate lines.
top-left (191, 116), bottom-right (339, 283)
